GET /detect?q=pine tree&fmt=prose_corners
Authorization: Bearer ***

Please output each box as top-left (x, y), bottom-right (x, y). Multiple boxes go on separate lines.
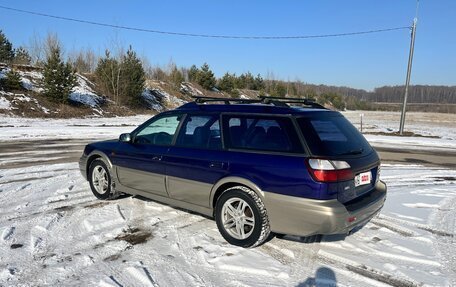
top-left (243, 72), bottom-right (255, 90)
top-left (198, 63), bottom-right (216, 90)
top-left (42, 45), bottom-right (77, 104)
top-left (0, 69), bottom-right (22, 91)
top-left (0, 30), bottom-right (14, 63)
top-left (218, 72), bottom-right (235, 92)
top-left (13, 47), bottom-right (31, 65)
top-left (188, 65), bottom-right (200, 82)
top-left (272, 83), bottom-right (287, 97)
top-left (236, 74), bottom-right (247, 89)
top-left (253, 74), bottom-right (265, 91)
top-left (119, 46), bottom-right (145, 107)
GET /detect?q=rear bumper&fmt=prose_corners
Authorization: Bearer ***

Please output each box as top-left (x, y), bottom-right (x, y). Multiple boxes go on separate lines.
top-left (264, 180), bottom-right (387, 237)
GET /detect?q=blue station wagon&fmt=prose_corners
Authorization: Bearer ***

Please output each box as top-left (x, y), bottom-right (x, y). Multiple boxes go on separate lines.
top-left (79, 96), bottom-right (387, 247)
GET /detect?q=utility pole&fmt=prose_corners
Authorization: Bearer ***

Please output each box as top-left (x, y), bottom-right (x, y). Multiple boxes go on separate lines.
top-left (399, 17), bottom-right (418, 135)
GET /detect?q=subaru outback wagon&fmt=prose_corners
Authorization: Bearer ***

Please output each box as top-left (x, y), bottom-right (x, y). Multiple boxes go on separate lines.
top-left (79, 96), bottom-right (387, 247)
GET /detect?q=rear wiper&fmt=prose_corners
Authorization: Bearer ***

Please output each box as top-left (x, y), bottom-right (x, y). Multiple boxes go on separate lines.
top-left (338, 148), bottom-right (364, 155)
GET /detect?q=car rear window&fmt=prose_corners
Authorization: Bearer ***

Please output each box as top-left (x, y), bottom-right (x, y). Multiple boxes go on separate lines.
top-left (176, 115), bottom-right (222, 149)
top-left (297, 114), bottom-right (372, 156)
top-left (223, 115), bottom-right (303, 153)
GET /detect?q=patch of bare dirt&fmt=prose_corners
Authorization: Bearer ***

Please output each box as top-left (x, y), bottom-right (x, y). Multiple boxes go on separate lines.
top-left (115, 228), bottom-right (153, 245)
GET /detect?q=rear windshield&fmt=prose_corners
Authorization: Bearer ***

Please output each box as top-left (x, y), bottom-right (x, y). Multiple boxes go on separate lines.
top-left (297, 114), bottom-right (372, 156)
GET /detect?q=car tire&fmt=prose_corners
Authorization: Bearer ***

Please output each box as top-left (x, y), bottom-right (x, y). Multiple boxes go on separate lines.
top-left (88, 159), bottom-right (118, 200)
top-left (215, 186), bottom-right (271, 248)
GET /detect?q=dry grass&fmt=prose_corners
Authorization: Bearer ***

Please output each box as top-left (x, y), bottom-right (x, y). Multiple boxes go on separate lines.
top-left (364, 131), bottom-right (440, 138)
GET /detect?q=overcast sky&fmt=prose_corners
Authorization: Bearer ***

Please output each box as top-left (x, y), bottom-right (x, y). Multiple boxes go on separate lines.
top-left (1, 0), bottom-right (455, 90)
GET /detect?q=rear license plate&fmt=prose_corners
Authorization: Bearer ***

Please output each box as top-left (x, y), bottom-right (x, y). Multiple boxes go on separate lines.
top-left (355, 171), bottom-right (372, 187)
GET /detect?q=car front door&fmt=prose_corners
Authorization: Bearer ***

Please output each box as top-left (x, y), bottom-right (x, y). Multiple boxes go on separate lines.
top-left (113, 113), bottom-right (183, 197)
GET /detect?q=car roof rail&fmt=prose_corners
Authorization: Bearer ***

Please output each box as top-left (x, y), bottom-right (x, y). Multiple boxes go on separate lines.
top-left (185, 95), bottom-right (326, 109)
top-left (191, 96), bottom-right (262, 105)
top-left (258, 96), bottom-right (326, 109)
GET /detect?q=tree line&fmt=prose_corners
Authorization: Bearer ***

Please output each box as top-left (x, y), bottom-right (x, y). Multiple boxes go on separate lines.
top-left (369, 85), bottom-right (456, 104)
top-left (1, 29), bottom-right (454, 110)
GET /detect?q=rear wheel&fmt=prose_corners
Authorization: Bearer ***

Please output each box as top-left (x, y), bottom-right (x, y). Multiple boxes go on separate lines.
top-left (88, 159), bottom-right (118, 200)
top-left (215, 186), bottom-right (270, 247)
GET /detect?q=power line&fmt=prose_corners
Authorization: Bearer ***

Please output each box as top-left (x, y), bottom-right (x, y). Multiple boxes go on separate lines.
top-left (0, 5), bottom-right (411, 40)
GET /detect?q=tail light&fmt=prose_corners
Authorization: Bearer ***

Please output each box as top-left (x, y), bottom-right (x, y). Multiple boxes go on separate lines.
top-left (307, 159), bottom-right (354, 182)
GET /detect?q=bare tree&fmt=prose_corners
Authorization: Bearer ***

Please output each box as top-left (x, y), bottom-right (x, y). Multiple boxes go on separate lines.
top-left (28, 32), bottom-right (44, 66)
top-left (140, 54), bottom-right (154, 80)
top-left (44, 33), bottom-right (62, 61)
top-left (69, 48), bottom-right (98, 73)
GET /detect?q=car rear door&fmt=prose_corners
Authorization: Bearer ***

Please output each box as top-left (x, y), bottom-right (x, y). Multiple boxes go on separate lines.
top-left (165, 113), bottom-right (228, 207)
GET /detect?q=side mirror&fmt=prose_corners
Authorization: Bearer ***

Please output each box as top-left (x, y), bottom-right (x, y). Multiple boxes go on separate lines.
top-left (119, 133), bottom-right (132, 143)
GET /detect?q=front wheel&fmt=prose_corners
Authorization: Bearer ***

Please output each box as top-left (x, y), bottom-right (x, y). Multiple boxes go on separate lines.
top-left (215, 186), bottom-right (271, 248)
top-left (88, 159), bottom-right (117, 200)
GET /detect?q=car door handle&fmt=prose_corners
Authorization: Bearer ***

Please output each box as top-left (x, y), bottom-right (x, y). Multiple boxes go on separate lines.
top-left (152, 155), bottom-right (163, 161)
top-left (209, 162), bottom-right (225, 169)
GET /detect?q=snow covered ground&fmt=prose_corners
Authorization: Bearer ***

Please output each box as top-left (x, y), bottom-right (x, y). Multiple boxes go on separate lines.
top-left (0, 111), bottom-right (455, 286)
top-left (343, 111), bottom-right (456, 152)
top-left (0, 162), bottom-right (455, 286)
top-left (0, 115), bottom-right (151, 142)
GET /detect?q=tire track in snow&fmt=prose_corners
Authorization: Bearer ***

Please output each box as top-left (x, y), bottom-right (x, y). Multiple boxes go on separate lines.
top-left (433, 194), bottom-right (456, 287)
top-left (378, 214), bottom-right (454, 237)
top-left (318, 250), bottom-right (423, 287)
top-left (125, 261), bottom-right (159, 287)
top-left (370, 218), bottom-right (418, 237)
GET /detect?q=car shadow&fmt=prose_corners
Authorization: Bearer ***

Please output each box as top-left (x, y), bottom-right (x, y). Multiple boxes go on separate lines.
top-left (274, 233), bottom-right (349, 244)
top-left (297, 266), bottom-right (338, 287)
top-left (274, 234), bottom-right (325, 244)
top-left (274, 222), bottom-right (367, 244)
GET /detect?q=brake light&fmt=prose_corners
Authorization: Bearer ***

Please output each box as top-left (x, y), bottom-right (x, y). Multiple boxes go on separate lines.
top-left (307, 159), bottom-right (354, 182)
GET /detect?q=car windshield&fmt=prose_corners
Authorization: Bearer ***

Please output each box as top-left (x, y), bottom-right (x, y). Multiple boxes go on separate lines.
top-left (297, 114), bottom-right (372, 157)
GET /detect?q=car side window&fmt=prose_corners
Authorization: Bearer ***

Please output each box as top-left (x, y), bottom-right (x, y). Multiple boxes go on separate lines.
top-left (224, 115), bottom-right (303, 153)
top-left (176, 115), bottom-right (222, 149)
top-left (134, 115), bottom-right (181, 145)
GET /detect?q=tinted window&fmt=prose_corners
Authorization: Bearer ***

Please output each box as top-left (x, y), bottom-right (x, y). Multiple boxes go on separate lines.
top-left (297, 114), bottom-right (372, 156)
top-left (224, 115), bottom-right (303, 153)
top-left (176, 115), bottom-right (221, 149)
top-left (134, 115), bottom-right (181, 145)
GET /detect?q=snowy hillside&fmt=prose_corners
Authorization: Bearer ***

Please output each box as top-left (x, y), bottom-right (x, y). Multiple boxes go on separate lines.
top-left (0, 64), bottom-right (200, 118)
top-left (68, 74), bottom-right (105, 108)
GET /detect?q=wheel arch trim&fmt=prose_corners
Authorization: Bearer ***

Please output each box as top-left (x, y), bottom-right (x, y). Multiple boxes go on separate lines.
top-left (209, 176), bottom-right (265, 208)
top-left (86, 151), bottom-right (114, 179)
